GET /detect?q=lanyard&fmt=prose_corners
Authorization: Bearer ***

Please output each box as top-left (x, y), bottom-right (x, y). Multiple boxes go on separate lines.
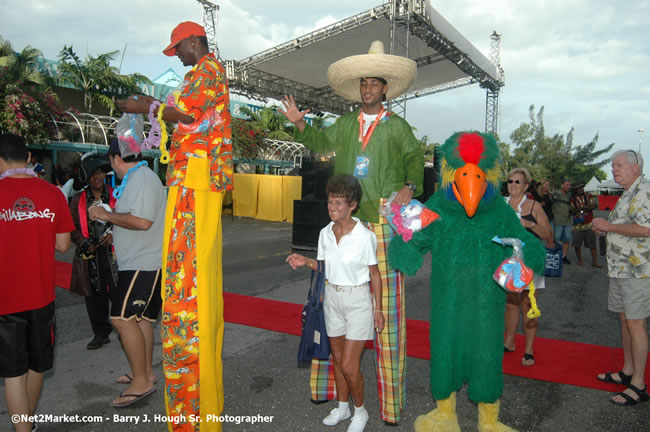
top-left (112, 161), bottom-right (148, 199)
top-left (357, 108), bottom-right (385, 152)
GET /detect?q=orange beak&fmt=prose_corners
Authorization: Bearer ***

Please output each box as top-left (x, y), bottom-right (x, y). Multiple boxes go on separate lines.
top-left (452, 163), bottom-right (487, 218)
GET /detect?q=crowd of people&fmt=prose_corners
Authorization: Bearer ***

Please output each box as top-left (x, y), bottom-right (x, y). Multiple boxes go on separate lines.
top-left (1, 20), bottom-right (649, 432)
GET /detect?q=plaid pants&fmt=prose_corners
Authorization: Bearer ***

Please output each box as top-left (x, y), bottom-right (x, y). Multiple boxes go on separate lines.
top-left (310, 221), bottom-right (406, 423)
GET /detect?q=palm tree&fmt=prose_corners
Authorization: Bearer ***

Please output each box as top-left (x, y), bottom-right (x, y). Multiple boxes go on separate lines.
top-left (0, 36), bottom-right (46, 87)
top-left (310, 113), bottom-right (334, 130)
top-left (419, 135), bottom-right (436, 165)
top-left (56, 45), bottom-right (151, 114)
top-left (239, 105), bottom-right (294, 141)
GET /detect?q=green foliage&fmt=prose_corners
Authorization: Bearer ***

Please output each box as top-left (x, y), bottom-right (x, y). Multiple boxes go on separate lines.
top-left (506, 105), bottom-right (612, 186)
top-left (419, 135), bottom-right (437, 165)
top-left (56, 45), bottom-right (151, 114)
top-left (239, 105), bottom-right (294, 141)
top-left (310, 114), bottom-right (333, 131)
top-left (0, 36), bottom-right (45, 87)
top-left (232, 118), bottom-right (264, 160)
top-left (0, 36), bottom-right (68, 144)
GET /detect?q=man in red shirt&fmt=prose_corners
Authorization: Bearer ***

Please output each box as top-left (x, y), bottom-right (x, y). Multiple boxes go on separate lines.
top-left (0, 133), bottom-right (74, 432)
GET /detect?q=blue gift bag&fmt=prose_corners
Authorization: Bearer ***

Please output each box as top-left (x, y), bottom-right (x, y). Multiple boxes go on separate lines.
top-left (543, 244), bottom-right (563, 277)
top-left (297, 261), bottom-right (331, 365)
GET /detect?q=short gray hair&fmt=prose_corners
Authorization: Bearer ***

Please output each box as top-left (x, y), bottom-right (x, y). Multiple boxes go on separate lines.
top-left (611, 150), bottom-right (644, 171)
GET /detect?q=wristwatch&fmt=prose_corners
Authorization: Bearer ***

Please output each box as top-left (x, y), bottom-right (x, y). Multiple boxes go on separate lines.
top-left (405, 182), bottom-right (416, 191)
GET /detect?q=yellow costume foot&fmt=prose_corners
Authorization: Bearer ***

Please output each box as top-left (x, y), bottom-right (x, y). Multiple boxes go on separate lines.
top-left (414, 392), bottom-right (461, 432)
top-left (477, 400), bottom-right (518, 432)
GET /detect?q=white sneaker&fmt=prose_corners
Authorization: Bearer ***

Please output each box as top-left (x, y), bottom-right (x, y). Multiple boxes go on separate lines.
top-left (347, 409), bottom-right (369, 432)
top-left (323, 407), bottom-right (351, 426)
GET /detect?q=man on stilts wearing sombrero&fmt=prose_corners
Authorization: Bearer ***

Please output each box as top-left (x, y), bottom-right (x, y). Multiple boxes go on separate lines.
top-left (282, 40), bottom-right (424, 426)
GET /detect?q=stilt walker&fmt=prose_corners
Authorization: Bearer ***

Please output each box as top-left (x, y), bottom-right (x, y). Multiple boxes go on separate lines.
top-left (117, 21), bottom-right (233, 432)
top-left (282, 40), bottom-right (422, 424)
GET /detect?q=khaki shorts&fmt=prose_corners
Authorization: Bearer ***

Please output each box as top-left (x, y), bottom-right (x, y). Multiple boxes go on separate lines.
top-left (324, 282), bottom-right (374, 341)
top-left (608, 277), bottom-right (650, 319)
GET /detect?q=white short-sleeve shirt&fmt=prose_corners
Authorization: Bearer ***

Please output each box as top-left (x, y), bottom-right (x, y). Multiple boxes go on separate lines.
top-left (317, 217), bottom-right (378, 286)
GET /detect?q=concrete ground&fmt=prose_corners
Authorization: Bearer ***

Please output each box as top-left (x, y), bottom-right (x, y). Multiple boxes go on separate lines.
top-left (1, 213), bottom-right (649, 431)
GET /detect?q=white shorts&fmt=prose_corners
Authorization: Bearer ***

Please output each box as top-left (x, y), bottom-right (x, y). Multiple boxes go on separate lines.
top-left (323, 282), bottom-right (374, 341)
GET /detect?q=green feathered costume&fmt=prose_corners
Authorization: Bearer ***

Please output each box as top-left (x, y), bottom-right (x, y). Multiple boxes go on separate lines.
top-left (388, 131), bottom-right (545, 432)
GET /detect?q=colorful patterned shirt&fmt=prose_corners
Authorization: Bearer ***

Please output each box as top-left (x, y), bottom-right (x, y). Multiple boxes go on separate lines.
top-left (606, 175), bottom-right (650, 278)
top-left (570, 192), bottom-right (597, 231)
top-left (167, 53), bottom-right (233, 192)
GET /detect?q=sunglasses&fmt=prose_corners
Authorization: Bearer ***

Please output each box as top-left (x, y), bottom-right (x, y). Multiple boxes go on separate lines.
top-left (507, 179), bottom-right (522, 184)
top-left (627, 150), bottom-right (639, 165)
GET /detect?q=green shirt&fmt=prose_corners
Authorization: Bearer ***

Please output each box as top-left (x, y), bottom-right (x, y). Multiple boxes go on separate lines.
top-left (551, 189), bottom-right (572, 226)
top-left (295, 110), bottom-right (424, 223)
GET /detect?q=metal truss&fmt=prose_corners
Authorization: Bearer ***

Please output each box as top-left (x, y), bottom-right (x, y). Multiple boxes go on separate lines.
top-left (226, 0), bottom-right (503, 118)
top-left (407, 13), bottom-right (501, 92)
top-left (485, 31), bottom-right (505, 135)
top-left (226, 4), bottom-right (392, 114)
top-left (388, 0), bottom-right (411, 117)
top-left (225, 63), bottom-right (354, 115)
top-left (196, 0), bottom-right (220, 58)
top-left (234, 4), bottom-right (391, 69)
top-left (404, 77), bottom-right (476, 100)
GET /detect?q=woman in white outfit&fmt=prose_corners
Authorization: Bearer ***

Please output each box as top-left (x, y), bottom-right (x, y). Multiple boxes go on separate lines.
top-left (287, 174), bottom-right (385, 432)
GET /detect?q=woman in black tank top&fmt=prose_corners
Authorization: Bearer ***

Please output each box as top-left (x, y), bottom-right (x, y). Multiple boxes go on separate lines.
top-left (503, 168), bottom-right (554, 367)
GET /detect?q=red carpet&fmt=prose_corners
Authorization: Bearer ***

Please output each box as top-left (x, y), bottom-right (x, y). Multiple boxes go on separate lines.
top-left (56, 261), bottom-right (647, 392)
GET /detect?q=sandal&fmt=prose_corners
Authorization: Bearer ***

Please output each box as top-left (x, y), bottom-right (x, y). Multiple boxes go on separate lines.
top-left (521, 353), bottom-right (535, 366)
top-left (610, 384), bottom-right (649, 406)
top-left (115, 374), bottom-right (133, 384)
top-left (597, 370), bottom-right (632, 386)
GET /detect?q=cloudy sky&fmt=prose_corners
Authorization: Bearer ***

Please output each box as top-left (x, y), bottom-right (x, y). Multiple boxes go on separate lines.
top-left (2, 0), bottom-right (649, 177)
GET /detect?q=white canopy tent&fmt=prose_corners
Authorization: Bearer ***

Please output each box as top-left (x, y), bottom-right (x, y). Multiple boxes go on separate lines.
top-left (598, 178), bottom-right (624, 192)
top-left (584, 176), bottom-right (601, 192)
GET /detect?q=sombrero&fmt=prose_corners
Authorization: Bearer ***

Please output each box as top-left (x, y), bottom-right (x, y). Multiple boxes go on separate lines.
top-left (327, 40), bottom-right (417, 103)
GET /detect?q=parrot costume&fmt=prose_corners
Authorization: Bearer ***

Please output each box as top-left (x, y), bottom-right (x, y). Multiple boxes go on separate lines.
top-left (388, 131), bottom-right (545, 432)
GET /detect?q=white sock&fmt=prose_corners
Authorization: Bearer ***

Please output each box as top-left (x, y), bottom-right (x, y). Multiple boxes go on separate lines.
top-left (354, 404), bottom-right (367, 416)
top-left (338, 401), bottom-right (350, 412)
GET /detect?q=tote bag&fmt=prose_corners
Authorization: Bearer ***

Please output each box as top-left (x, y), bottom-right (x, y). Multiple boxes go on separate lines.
top-left (297, 261), bottom-right (331, 365)
top-left (543, 244), bottom-right (563, 277)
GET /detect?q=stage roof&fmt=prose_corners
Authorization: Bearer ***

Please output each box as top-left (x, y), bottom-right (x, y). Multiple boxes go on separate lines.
top-left (225, 0), bottom-right (503, 115)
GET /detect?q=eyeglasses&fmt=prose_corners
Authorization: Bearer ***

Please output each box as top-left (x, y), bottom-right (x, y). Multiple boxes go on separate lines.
top-left (507, 179), bottom-right (522, 184)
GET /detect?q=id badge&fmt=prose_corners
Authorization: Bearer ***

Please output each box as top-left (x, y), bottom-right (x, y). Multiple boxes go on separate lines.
top-left (354, 155), bottom-right (369, 178)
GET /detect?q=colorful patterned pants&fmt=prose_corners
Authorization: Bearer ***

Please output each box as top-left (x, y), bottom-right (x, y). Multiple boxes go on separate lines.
top-left (310, 221), bottom-right (406, 424)
top-left (162, 186), bottom-right (224, 432)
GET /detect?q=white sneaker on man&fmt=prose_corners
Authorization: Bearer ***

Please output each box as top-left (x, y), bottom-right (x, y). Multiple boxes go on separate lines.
top-left (323, 406), bottom-right (351, 426)
top-left (347, 407), bottom-right (369, 432)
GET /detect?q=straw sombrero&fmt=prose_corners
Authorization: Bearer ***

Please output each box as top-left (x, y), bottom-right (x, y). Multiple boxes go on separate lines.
top-left (327, 40), bottom-right (417, 103)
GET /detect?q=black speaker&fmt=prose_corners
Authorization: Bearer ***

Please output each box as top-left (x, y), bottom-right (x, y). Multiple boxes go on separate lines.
top-left (299, 160), bottom-right (334, 200)
top-left (292, 199), bottom-right (330, 250)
